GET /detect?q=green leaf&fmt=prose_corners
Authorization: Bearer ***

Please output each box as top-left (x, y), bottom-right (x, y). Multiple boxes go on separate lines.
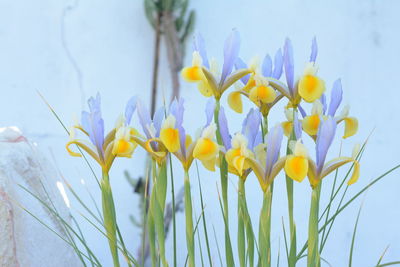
top-left (349, 204), bottom-right (363, 267)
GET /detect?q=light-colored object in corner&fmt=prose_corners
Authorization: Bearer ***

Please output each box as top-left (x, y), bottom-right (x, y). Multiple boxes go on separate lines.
top-left (0, 126), bottom-right (82, 267)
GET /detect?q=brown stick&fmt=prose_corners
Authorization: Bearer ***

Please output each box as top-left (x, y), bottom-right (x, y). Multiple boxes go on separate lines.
top-left (150, 12), bottom-right (162, 117)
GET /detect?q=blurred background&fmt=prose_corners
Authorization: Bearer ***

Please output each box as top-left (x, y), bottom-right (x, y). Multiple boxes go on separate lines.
top-left (0, 0), bottom-right (399, 265)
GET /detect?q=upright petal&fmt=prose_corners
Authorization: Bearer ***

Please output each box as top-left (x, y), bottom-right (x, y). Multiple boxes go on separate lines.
top-left (221, 29), bottom-right (240, 84)
top-left (293, 112), bottom-right (302, 139)
top-left (272, 48), bottom-right (284, 79)
top-left (241, 108), bottom-right (261, 150)
top-left (83, 94), bottom-right (104, 154)
top-left (137, 102), bottom-right (152, 139)
top-left (170, 98), bottom-right (185, 128)
top-left (125, 96), bottom-right (137, 125)
top-left (316, 117), bottom-right (337, 173)
top-left (218, 107), bottom-right (231, 150)
top-left (153, 107), bottom-right (165, 137)
top-left (327, 79), bottom-right (343, 117)
top-left (205, 98), bottom-right (216, 126)
top-left (262, 54), bottom-right (272, 78)
top-left (193, 33), bottom-right (209, 68)
top-left (310, 37), bottom-right (318, 63)
top-left (320, 94), bottom-right (327, 114)
top-left (265, 125), bottom-right (284, 177)
top-left (235, 57), bottom-right (250, 84)
top-left (284, 38), bottom-right (295, 94)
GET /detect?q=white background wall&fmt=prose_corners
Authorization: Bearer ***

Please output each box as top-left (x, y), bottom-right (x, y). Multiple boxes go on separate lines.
top-left (0, 0), bottom-right (399, 266)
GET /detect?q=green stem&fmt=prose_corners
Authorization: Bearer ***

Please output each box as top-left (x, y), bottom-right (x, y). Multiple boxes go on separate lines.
top-left (101, 170), bottom-right (120, 267)
top-left (169, 157), bottom-right (177, 267)
top-left (308, 183), bottom-right (321, 267)
top-left (238, 179), bottom-right (246, 267)
top-left (286, 108), bottom-right (297, 267)
top-left (259, 187), bottom-right (272, 267)
top-left (214, 99), bottom-right (235, 266)
top-left (184, 170), bottom-right (195, 267)
top-left (153, 162), bottom-right (168, 267)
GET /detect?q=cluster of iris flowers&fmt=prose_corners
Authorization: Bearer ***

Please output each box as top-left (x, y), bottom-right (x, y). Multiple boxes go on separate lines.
top-left (66, 29), bottom-right (360, 267)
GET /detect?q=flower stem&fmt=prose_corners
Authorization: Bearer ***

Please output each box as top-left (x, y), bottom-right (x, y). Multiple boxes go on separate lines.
top-left (238, 179), bottom-right (246, 267)
top-left (184, 170), bottom-right (195, 267)
top-left (101, 170), bottom-right (120, 267)
top-left (286, 108), bottom-right (297, 267)
top-left (214, 99), bottom-right (235, 266)
top-left (308, 182), bottom-right (321, 267)
top-left (259, 186), bottom-right (272, 267)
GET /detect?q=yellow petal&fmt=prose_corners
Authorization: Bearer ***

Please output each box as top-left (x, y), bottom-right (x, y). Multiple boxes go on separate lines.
top-left (225, 148), bottom-right (241, 165)
top-left (160, 128), bottom-right (180, 153)
top-left (242, 77), bottom-right (256, 93)
top-left (298, 74), bottom-right (325, 102)
top-left (201, 157), bottom-right (217, 172)
top-left (284, 155), bottom-right (308, 182)
top-left (193, 138), bottom-right (219, 161)
top-left (112, 139), bottom-right (134, 157)
top-left (343, 117), bottom-right (358, 139)
top-left (249, 85), bottom-right (276, 104)
top-left (197, 80), bottom-right (214, 97)
top-left (232, 156), bottom-right (245, 176)
top-left (302, 114), bottom-right (321, 136)
top-left (228, 91), bottom-right (243, 113)
top-left (282, 121), bottom-right (293, 137)
top-left (347, 161), bottom-right (360, 185)
top-left (181, 66), bottom-right (204, 82)
top-left (185, 134), bottom-right (192, 148)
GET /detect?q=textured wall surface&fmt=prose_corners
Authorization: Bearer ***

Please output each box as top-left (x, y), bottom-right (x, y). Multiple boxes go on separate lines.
top-left (0, 0), bottom-right (399, 266)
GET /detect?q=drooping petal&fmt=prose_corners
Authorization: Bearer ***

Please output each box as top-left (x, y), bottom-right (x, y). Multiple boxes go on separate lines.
top-left (298, 74), bottom-right (325, 102)
top-left (316, 117), bottom-right (337, 173)
top-left (125, 96), bottom-right (137, 125)
top-left (112, 127), bottom-right (136, 157)
top-left (302, 115), bottom-right (321, 136)
top-left (193, 138), bottom-right (219, 161)
top-left (249, 85), bottom-right (276, 104)
top-left (221, 29), bottom-right (240, 84)
top-left (235, 57), bottom-right (250, 84)
top-left (201, 157), bottom-right (217, 172)
top-left (181, 66), bottom-right (204, 82)
top-left (218, 107), bottom-right (231, 150)
top-left (284, 155), bottom-right (308, 182)
top-left (160, 128), bottom-right (180, 153)
top-left (265, 125), bottom-right (284, 177)
top-left (347, 161), bottom-right (360, 185)
top-left (284, 38), bottom-right (295, 94)
top-left (227, 91), bottom-right (243, 113)
top-left (343, 117), bottom-right (358, 139)
top-left (310, 37), bottom-right (318, 63)
top-left (193, 33), bottom-right (210, 69)
top-left (262, 54), bottom-right (272, 78)
top-left (327, 79), bottom-right (343, 117)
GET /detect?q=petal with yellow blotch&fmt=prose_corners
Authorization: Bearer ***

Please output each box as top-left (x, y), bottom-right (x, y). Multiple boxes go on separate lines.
top-left (284, 155), bottom-right (308, 182)
top-left (343, 117), bottom-right (358, 139)
top-left (228, 91), bottom-right (243, 113)
top-left (298, 74), bottom-right (325, 102)
top-left (181, 66), bottom-right (204, 82)
top-left (160, 128), bottom-right (180, 153)
top-left (193, 138), bottom-right (219, 161)
top-left (302, 114), bottom-right (320, 136)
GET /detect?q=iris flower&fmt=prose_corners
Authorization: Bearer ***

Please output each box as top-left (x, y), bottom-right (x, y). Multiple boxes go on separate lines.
top-left (267, 37), bottom-right (326, 107)
top-left (66, 93), bottom-right (138, 172)
top-left (285, 117), bottom-right (360, 188)
top-left (301, 79), bottom-right (358, 139)
top-left (181, 30), bottom-right (251, 100)
top-left (242, 125), bottom-right (286, 192)
top-left (152, 98), bottom-right (219, 171)
top-left (227, 49), bottom-right (284, 116)
top-left (218, 107), bottom-right (262, 178)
